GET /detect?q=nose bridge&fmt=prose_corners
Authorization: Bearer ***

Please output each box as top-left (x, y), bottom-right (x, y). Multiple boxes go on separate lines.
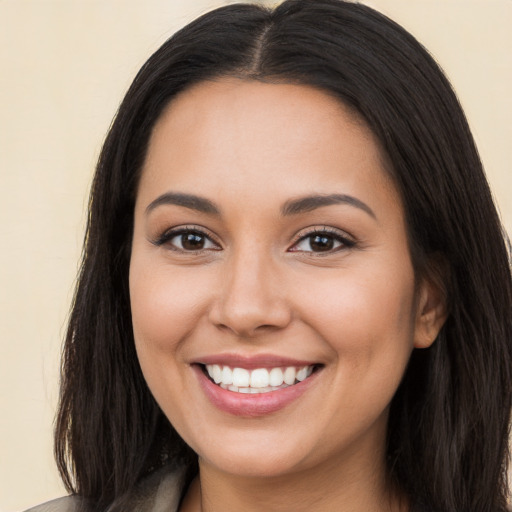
top-left (211, 240), bottom-right (291, 336)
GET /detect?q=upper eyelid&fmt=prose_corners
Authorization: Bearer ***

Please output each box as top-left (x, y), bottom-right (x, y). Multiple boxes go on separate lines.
top-left (152, 225), bottom-right (221, 247)
top-left (288, 227), bottom-right (356, 254)
top-left (151, 224), bottom-right (355, 249)
top-left (291, 226), bottom-right (354, 243)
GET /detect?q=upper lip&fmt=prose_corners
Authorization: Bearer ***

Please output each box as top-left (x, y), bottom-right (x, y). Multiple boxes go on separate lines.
top-left (194, 353), bottom-right (320, 369)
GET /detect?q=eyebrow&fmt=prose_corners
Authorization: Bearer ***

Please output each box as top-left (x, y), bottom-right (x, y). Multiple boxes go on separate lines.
top-left (145, 192), bottom-right (220, 215)
top-left (145, 191), bottom-right (375, 219)
top-left (281, 194), bottom-right (376, 219)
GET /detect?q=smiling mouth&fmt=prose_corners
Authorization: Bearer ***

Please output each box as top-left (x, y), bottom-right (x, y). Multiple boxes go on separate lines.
top-left (200, 364), bottom-right (321, 394)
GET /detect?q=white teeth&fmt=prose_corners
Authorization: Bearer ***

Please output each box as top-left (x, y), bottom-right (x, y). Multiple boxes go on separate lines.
top-left (232, 368), bottom-right (250, 387)
top-left (250, 368), bottom-right (270, 388)
top-left (284, 367), bottom-right (296, 385)
top-left (212, 364), bottom-right (222, 384)
top-left (221, 366), bottom-right (233, 385)
top-left (269, 367), bottom-right (284, 387)
top-left (296, 367), bottom-right (308, 382)
top-left (205, 364), bottom-right (315, 393)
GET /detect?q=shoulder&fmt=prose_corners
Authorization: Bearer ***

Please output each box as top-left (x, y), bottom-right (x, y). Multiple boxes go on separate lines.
top-left (23, 496), bottom-right (80, 512)
top-left (22, 464), bottom-right (187, 512)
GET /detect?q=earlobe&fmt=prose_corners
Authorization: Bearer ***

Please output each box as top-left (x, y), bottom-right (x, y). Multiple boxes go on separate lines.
top-left (413, 271), bottom-right (449, 349)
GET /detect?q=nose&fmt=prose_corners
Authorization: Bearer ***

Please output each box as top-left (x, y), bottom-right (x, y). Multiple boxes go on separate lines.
top-left (208, 249), bottom-right (292, 338)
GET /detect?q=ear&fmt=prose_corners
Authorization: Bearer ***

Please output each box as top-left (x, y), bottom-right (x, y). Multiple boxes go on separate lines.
top-left (413, 260), bottom-right (449, 349)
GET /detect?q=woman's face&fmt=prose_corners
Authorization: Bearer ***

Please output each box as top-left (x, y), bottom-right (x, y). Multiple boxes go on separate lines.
top-left (130, 79), bottom-right (438, 479)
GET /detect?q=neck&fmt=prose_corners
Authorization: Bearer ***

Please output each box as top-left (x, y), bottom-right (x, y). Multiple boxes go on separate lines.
top-left (181, 451), bottom-right (407, 512)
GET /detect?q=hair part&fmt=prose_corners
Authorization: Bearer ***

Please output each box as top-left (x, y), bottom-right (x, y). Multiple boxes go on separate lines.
top-left (55, 1), bottom-right (512, 510)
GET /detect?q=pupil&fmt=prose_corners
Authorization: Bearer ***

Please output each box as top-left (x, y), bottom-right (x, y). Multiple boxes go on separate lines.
top-left (182, 233), bottom-right (204, 250)
top-left (311, 235), bottom-right (333, 252)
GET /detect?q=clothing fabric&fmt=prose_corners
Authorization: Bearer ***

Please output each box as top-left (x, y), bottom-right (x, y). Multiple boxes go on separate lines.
top-left (23, 465), bottom-right (185, 512)
top-left (24, 465), bottom-right (435, 512)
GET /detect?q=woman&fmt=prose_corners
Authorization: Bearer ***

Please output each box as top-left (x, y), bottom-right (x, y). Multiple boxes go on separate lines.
top-left (27, 0), bottom-right (512, 511)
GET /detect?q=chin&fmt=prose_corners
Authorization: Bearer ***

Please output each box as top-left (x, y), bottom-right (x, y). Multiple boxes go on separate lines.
top-left (198, 449), bottom-right (307, 479)
top-left (186, 426), bottom-right (326, 479)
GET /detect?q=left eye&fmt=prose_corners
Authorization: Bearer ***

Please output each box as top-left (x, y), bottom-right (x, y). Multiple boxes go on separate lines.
top-left (290, 232), bottom-right (351, 253)
top-left (168, 231), bottom-right (218, 251)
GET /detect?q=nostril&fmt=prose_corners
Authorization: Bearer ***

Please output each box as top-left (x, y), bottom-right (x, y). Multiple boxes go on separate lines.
top-left (213, 321), bottom-right (287, 340)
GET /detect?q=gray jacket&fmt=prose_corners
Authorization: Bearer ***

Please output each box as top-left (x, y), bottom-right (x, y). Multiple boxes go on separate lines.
top-left (24, 467), bottom-right (444, 512)
top-left (24, 465), bottom-right (185, 512)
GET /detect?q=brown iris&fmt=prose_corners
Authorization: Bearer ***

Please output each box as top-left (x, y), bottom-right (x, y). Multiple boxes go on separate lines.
top-left (309, 234), bottom-right (335, 252)
top-left (181, 233), bottom-right (206, 250)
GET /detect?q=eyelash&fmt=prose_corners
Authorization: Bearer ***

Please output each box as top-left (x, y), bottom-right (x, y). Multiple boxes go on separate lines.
top-left (289, 227), bottom-right (356, 254)
top-left (152, 226), bottom-right (220, 253)
top-left (152, 226), bottom-right (356, 254)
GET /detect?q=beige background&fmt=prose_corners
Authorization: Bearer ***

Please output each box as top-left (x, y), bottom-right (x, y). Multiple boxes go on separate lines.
top-left (1, 1), bottom-right (510, 511)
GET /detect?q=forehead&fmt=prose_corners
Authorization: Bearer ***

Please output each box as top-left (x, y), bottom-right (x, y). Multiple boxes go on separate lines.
top-left (138, 78), bottom-right (399, 213)
top-left (149, 78), bottom-right (376, 158)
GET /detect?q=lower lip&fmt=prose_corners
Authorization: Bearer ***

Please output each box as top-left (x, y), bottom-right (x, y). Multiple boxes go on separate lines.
top-left (194, 365), bottom-right (319, 417)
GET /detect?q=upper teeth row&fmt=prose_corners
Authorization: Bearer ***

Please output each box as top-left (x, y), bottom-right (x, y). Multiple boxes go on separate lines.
top-left (205, 365), bottom-right (314, 388)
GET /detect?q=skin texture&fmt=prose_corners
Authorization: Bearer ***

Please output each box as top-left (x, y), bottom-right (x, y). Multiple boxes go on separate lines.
top-left (129, 79), bottom-right (446, 511)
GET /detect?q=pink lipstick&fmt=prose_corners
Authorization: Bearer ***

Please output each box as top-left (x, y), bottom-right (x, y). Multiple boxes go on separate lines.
top-left (192, 355), bottom-right (321, 417)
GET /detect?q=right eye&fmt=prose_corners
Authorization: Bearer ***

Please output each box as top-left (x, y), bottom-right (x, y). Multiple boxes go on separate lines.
top-left (155, 228), bottom-right (220, 252)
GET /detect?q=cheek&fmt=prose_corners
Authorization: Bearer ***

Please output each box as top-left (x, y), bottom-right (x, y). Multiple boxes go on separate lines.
top-left (297, 261), bottom-right (417, 364)
top-left (129, 258), bottom-right (213, 356)
top-left (129, 258), bottom-right (214, 418)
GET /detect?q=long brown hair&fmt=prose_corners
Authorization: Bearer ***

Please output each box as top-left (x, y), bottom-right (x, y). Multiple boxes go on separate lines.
top-left (55, 1), bottom-right (512, 510)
